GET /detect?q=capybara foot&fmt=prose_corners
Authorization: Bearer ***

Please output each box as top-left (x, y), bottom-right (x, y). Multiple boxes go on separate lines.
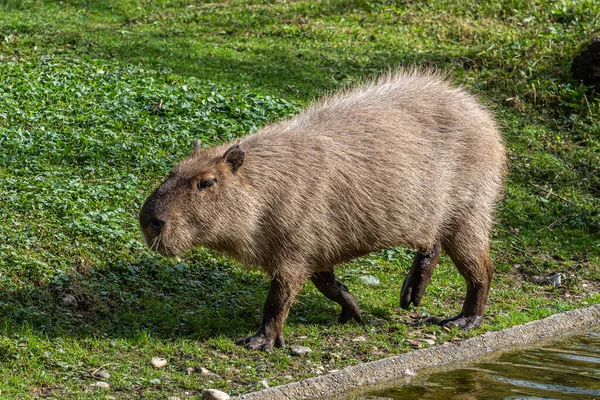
top-left (235, 332), bottom-right (285, 352)
top-left (400, 244), bottom-right (440, 309)
top-left (339, 307), bottom-right (363, 324)
top-left (400, 275), bottom-right (426, 309)
top-left (438, 314), bottom-right (482, 330)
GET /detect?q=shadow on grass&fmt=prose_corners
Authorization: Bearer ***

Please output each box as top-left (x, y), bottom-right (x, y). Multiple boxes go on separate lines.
top-left (0, 255), bottom-right (366, 342)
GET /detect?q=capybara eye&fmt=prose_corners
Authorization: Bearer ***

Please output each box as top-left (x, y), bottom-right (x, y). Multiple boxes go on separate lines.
top-left (198, 177), bottom-right (217, 191)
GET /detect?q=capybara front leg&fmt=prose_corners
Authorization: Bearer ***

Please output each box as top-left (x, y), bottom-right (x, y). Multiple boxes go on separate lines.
top-left (439, 249), bottom-right (493, 330)
top-left (236, 274), bottom-right (305, 352)
top-left (311, 271), bottom-right (362, 324)
top-left (400, 243), bottom-right (441, 309)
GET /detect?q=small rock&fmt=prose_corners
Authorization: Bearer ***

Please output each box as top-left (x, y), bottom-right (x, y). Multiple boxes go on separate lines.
top-left (202, 389), bottom-right (230, 400)
top-left (93, 370), bottom-right (111, 379)
top-left (290, 345), bottom-right (312, 357)
top-left (358, 275), bottom-right (380, 285)
top-left (91, 381), bottom-right (110, 390)
top-left (424, 333), bottom-right (437, 340)
top-left (284, 375), bottom-right (293, 380)
top-left (260, 378), bottom-right (270, 388)
top-left (351, 336), bottom-right (367, 342)
top-left (407, 339), bottom-right (422, 349)
top-left (548, 272), bottom-right (562, 287)
top-left (62, 294), bottom-right (77, 308)
top-left (185, 367), bottom-right (195, 375)
top-left (313, 365), bottom-right (325, 375)
top-left (422, 339), bottom-right (435, 346)
top-left (150, 357), bottom-right (167, 368)
top-left (328, 369), bottom-right (339, 374)
top-left (255, 364), bottom-right (267, 372)
top-left (200, 367), bottom-right (218, 377)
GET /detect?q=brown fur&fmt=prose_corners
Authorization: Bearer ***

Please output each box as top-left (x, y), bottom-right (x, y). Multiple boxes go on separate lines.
top-left (139, 69), bottom-right (507, 350)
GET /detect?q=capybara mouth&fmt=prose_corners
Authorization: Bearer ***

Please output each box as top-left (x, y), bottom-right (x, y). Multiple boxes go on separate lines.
top-left (140, 228), bottom-right (171, 257)
top-left (147, 238), bottom-right (180, 258)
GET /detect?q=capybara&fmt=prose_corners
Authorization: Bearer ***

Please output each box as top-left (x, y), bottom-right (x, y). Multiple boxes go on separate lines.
top-left (139, 70), bottom-right (507, 352)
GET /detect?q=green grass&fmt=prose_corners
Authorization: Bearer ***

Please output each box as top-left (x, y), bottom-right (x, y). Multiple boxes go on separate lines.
top-left (0, 0), bottom-right (599, 398)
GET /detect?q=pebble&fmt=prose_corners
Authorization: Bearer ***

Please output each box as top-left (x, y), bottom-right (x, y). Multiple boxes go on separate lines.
top-left (260, 378), bottom-right (270, 388)
top-left (185, 367), bottom-right (195, 375)
top-left (91, 381), bottom-right (110, 390)
top-left (284, 375), bottom-right (293, 380)
top-left (549, 272), bottom-right (562, 287)
top-left (290, 345), bottom-right (312, 357)
top-left (422, 339), bottom-right (435, 346)
top-left (351, 336), bottom-right (367, 342)
top-left (93, 370), bottom-right (111, 379)
top-left (407, 339), bottom-right (422, 349)
top-left (201, 389), bottom-right (230, 400)
top-left (200, 367), bottom-right (218, 377)
top-left (62, 294), bottom-right (77, 308)
top-left (150, 357), bottom-right (167, 368)
top-left (255, 364), bottom-right (267, 372)
top-left (358, 275), bottom-right (380, 285)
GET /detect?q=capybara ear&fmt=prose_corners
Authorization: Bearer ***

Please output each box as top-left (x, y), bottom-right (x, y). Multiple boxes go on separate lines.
top-left (223, 145), bottom-right (245, 173)
top-left (192, 139), bottom-right (202, 153)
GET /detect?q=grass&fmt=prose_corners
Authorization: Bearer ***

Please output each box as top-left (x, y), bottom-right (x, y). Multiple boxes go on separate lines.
top-left (0, 0), bottom-right (599, 398)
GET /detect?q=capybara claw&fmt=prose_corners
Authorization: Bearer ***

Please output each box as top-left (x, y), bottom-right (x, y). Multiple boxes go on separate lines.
top-left (438, 314), bottom-right (482, 330)
top-left (400, 285), bottom-right (421, 310)
top-left (236, 332), bottom-right (283, 352)
top-left (339, 310), bottom-right (363, 325)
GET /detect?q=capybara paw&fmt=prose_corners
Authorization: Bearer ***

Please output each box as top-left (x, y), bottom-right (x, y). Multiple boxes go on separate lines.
top-left (400, 283), bottom-right (421, 309)
top-left (438, 315), bottom-right (482, 330)
top-left (235, 332), bottom-right (284, 352)
top-left (339, 309), bottom-right (363, 325)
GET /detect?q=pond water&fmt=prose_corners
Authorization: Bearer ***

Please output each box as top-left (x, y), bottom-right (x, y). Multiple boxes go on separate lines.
top-left (342, 330), bottom-right (600, 400)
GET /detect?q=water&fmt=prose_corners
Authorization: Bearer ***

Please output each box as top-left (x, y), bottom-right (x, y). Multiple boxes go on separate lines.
top-left (344, 330), bottom-right (600, 400)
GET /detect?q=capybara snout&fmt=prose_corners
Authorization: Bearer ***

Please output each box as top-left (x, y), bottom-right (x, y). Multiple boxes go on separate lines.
top-left (140, 69), bottom-right (507, 351)
top-left (140, 143), bottom-right (248, 257)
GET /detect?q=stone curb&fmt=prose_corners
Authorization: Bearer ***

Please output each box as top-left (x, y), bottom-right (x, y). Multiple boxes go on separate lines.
top-left (235, 304), bottom-right (600, 400)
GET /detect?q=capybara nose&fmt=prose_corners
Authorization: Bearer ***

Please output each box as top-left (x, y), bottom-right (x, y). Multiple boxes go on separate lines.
top-left (148, 218), bottom-right (165, 232)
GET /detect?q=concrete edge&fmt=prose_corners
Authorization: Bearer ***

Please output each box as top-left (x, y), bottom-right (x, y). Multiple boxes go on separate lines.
top-left (234, 304), bottom-right (600, 400)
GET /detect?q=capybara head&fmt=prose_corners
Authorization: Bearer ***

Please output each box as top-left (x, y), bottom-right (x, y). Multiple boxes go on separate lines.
top-left (139, 140), bottom-right (246, 257)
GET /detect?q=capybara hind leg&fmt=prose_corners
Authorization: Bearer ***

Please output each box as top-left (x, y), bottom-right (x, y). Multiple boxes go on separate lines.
top-left (311, 271), bottom-right (362, 324)
top-left (400, 243), bottom-right (441, 309)
top-left (439, 243), bottom-right (493, 330)
top-left (236, 272), bottom-right (306, 352)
